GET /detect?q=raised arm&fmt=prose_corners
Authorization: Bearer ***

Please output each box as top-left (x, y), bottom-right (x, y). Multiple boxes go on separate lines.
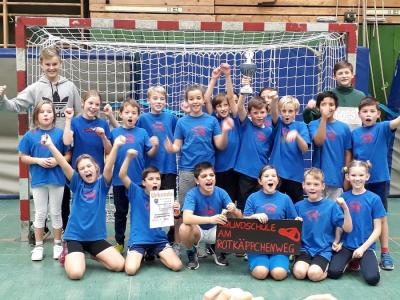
top-left (119, 148), bottom-right (138, 189)
top-left (94, 127), bottom-right (112, 155)
top-left (103, 135), bottom-right (125, 184)
top-left (63, 108), bottom-right (74, 146)
top-left (336, 197), bottom-right (352, 233)
top-left (42, 134), bottom-right (74, 180)
top-left (164, 137), bottom-right (183, 153)
top-left (312, 106), bottom-right (329, 146)
top-left (103, 103), bottom-right (120, 129)
top-left (147, 136), bottom-right (159, 157)
top-left (269, 90), bottom-right (279, 126)
top-left (213, 117), bottom-right (234, 150)
top-left (204, 67), bottom-right (221, 114)
top-left (220, 63), bottom-right (237, 116)
top-left (389, 115), bottom-right (400, 130)
top-left (0, 85), bottom-right (33, 113)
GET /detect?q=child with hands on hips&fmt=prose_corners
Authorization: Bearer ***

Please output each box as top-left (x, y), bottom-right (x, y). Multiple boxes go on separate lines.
top-left (179, 162), bottom-right (241, 270)
top-left (63, 90), bottom-right (112, 172)
top-left (293, 168), bottom-right (352, 282)
top-left (328, 160), bottom-right (386, 285)
top-left (243, 165), bottom-right (299, 281)
top-left (119, 149), bottom-right (182, 275)
top-left (18, 100), bottom-right (70, 261)
top-left (42, 134), bottom-right (126, 280)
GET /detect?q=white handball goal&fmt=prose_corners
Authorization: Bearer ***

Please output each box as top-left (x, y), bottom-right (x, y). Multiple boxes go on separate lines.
top-left (16, 18), bottom-right (357, 231)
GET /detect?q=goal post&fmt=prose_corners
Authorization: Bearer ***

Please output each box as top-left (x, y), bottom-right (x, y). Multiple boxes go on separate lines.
top-left (15, 16), bottom-right (358, 241)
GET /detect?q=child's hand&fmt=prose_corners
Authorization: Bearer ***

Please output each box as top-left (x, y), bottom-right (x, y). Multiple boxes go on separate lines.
top-left (173, 201), bottom-right (181, 217)
top-left (226, 203), bottom-right (236, 212)
top-left (149, 136), bottom-right (159, 147)
top-left (295, 216), bottom-right (303, 222)
top-left (40, 133), bottom-right (53, 146)
top-left (103, 104), bottom-right (113, 117)
top-left (94, 127), bottom-right (105, 137)
top-left (221, 117), bottom-right (234, 132)
top-left (211, 67), bottom-right (222, 79)
top-left (0, 85), bottom-right (6, 98)
top-left (285, 130), bottom-right (298, 143)
top-left (241, 76), bottom-right (251, 86)
top-left (319, 105), bottom-right (331, 120)
top-left (332, 241), bottom-right (342, 252)
top-left (114, 135), bottom-right (126, 146)
top-left (164, 137), bottom-right (173, 153)
top-left (210, 213), bottom-right (228, 225)
top-left (306, 99), bottom-right (317, 109)
top-left (253, 213), bottom-right (268, 224)
top-left (336, 197), bottom-right (347, 209)
top-left (220, 63), bottom-right (231, 76)
top-left (46, 157), bottom-right (58, 168)
top-left (126, 148), bottom-right (138, 158)
top-left (180, 100), bottom-right (190, 114)
top-left (64, 108), bottom-right (74, 120)
top-left (352, 247), bottom-right (365, 259)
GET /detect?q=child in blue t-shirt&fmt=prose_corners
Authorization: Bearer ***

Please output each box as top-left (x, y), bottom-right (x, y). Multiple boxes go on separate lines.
top-left (203, 63), bottom-right (241, 202)
top-left (328, 160), bottom-right (386, 285)
top-left (63, 90), bottom-right (112, 172)
top-left (269, 95), bottom-right (310, 203)
top-left (43, 134), bottom-right (126, 280)
top-left (111, 99), bottom-right (158, 253)
top-left (164, 85), bottom-right (233, 204)
top-left (179, 162), bottom-right (241, 270)
top-left (293, 168), bottom-right (352, 282)
top-left (119, 149), bottom-right (182, 275)
top-left (308, 91), bottom-right (352, 200)
top-left (351, 96), bottom-right (400, 270)
top-left (243, 165), bottom-right (298, 281)
top-left (18, 100), bottom-right (70, 261)
top-left (234, 92), bottom-right (274, 211)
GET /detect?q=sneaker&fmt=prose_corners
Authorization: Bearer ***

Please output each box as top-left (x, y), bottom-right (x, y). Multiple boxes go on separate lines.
top-left (244, 254), bottom-right (248, 261)
top-left (208, 244), bottom-right (229, 266)
top-left (197, 246), bottom-right (208, 259)
top-left (114, 243), bottom-right (124, 253)
top-left (348, 259), bottom-right (360, 271)
top-left (235, 252), bottom-right (246, 258)
top-left (186, 247), bottom-right (199, 270)
top-left (31, 246), bottom-right (44, 261)
top-left (53, 244), bottom-right (63, 260)
top-left (380, 252), bottom-right (394, 271)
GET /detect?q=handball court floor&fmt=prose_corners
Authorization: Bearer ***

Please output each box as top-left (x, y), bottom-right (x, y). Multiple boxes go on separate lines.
top-left (0, 199), bottom-right (399, 300)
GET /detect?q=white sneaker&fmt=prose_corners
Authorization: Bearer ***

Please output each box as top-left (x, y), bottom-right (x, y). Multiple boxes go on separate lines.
top-left (53, 244), bottom-right (63, 260)
top-left (31, 246), bottom-right (44, 261)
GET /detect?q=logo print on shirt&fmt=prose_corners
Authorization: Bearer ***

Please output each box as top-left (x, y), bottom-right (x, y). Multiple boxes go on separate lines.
top-left (264, 119), bottom-right (272, 127)
top-left (255, 131), bottom-right (266, 142)
top-left (84, 127), bottom-right (96, 133)
top-left (361, 133), bottom-right (373, 144)
top-left (82, 189), bottom-right (96, 201)
top-left (263, 203), bottom-right (277, 214)
top-left (326, 130), bottom-right (337, 141)
top-left (349, 200), bottom-right (362, 213)
top-left (152, 122), bottom-right (165, 132)
top-left (125, 134), bottom-right (135, 143)
top-left (192, 126), bottom-right (206, 137)
top-left (43, 96), bottom-right (69, 119)
top-left (306, 209), bottom-right (320, 221)
top-left (202, 205), bottom-right (215, 216)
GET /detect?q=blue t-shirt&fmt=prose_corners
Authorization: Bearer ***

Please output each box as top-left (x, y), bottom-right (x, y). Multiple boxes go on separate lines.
top-left (214, 115), bottom-right (241, 172)
top-left (270, 119), bottom-right (310, 183)
top-left (127, 182), bottom-right (168, 246)
top-left (137, 112), bottom-right (178, 174)
top-left (243, 190), bottom-right (298, 220)
top-left (18, 127), bottom-right (68, 188)
top-left (341, 190), bottom-right (386, 250)
top-left (174, 113), bottom-right (221, 171)
top-left (264, 115), bottom-right (273, 128)
top-left (352, 121), bottom-right (395, 183)
top-left (309, 119), bottom-right (351, 187)
top-left (234, 117), bottom-right (273, 179)
top-left (182, 186), bottom-right (232, 230)
top-left (70, 115), bottom-right (111, 172)
top-left (295, 198), bottom-right (344, 261)
top-left (111, 126), bottom-right (152, 186)
top-left (63, 172), bottom-right (110, 241)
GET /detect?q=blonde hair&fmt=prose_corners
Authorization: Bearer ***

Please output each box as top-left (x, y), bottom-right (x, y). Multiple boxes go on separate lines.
top-left (32, 99), bottom-right (56, 128)
top-left (147, 86), bottom-right (167, 99)
top-left (82, 90), bottom-right (102, 104)
top-left (278, 95), bottom-right (300, 113)
top-left (304, 168), bottom-right (324, 183)
top-left (343, 160), bottom-right (372, 174)
top-left (40, 47), bottom-right (61, 63)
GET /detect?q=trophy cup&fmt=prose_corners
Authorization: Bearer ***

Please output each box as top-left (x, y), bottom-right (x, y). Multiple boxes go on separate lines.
top-left (240, 51), bottom-right (256, 95)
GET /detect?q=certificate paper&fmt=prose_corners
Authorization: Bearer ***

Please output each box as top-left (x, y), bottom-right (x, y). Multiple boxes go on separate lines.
top-left (150, 189), bottom-right (174, 229)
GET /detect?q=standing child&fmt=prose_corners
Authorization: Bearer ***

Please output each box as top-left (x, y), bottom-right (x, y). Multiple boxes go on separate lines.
top-left (243, 165), bottom-right (298, 281)
top-left (308, 91), bottom-right (352, 199)
top-left (259, 87), bottom-right (276, 127)
top-left (234, 89), bottom-right (274, 211)
top-left (179, 162), bottom-right (241, 270)
top-left (43, 135), bottom-right (126, 280)
top-left (351, 96), bottom-right (399, 270)
top-left (328, 160), bottom-right (386, 285)
top-left (18, 100), bottom-right (70, 261)
top-left (119, 149), bottom-right (182, 275)
top-left (111, 99), bottom-right (159, 253)
top-left (293, 168), bottom-right (352, 282)
top-left (164, 85), bottom-right (233, 205)
top-left (269, 95), bottom-right (310, 203)
top-left (63, 90), bottom-right (112, 173)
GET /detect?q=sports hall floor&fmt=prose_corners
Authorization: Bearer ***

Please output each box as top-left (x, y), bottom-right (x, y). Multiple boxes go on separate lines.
top-left (0, 199), bottom-right (399, 300)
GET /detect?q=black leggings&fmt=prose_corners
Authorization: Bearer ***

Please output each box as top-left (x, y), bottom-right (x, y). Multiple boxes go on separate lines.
top-left (328, 247), bottom-right (380, 286)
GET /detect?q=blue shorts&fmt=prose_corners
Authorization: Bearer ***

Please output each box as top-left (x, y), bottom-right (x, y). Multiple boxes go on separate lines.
top-left (248, 253), bottom-right (290, 272)
top-left (128, 242), bottom-right (171, 256)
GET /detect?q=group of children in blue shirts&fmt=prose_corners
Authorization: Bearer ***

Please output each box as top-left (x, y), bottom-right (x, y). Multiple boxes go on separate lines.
top-left (0, 47), bottom-right (398, 285)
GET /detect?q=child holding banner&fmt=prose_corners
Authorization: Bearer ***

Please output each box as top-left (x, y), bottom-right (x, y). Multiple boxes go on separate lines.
top-left (179, 162), bottom-right (241, 270)
top-left (243, 165), bottom-right (298, 281)
top-left (328, 160), bottom-right (386, 285)
top-left (293, 168), bottom-right (352, 282)
top-left (119, 149), bottom-right (182, 275)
